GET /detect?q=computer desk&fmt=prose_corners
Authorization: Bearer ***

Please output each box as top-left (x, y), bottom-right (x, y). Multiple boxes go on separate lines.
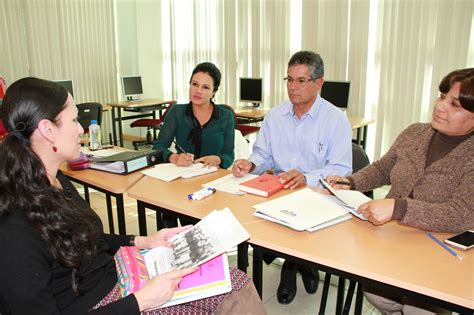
top-left (106, 99), bottom-right (175, 147)
top-left (60, 164), bottom-right (144, 235)
top-left (245, 219), bottom-right (473, 314)
top-left (233, 106), bottom-right (375, 150)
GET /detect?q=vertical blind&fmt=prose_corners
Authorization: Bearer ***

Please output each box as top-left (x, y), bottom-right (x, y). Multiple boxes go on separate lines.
top-left (2, 0), bottom-right (473, 158)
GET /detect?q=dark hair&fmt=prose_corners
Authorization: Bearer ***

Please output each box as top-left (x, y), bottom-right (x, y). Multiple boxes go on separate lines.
top-left (189, 62), bottom-right (222, 93)
top-left (288, 51), bottom-right (324, 79)
top-left (0, 77), bottom-right (99, 294)
top-left (439, 68), bottom-right (474, 112)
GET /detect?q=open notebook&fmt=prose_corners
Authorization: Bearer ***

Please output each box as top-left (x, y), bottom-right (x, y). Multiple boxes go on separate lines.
top-left (142, 163), bottom-right (217, 182)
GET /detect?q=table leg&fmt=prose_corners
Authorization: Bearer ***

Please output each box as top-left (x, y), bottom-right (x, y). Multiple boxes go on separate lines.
top-left (84, 186), bottom-right (90, 204)
top-left (343, 280), bottom-right (357, 314)
top-left (319, 273), bottom-right (332, 314)
top-left (111, 107), bottom-right (118, 146)
top-left (105, 194), bottom-right (115, 234)
top-left (252, 246), bottom-right (263, 298)
top-left (118, 108), bottom-right (124, 147)
top-left (138, 201), bottom-right (148, 236)
top-left (356, 127), bottom-right (362, 146)
top-left (237, 243), bottom-right (249, 273)
top-left (355, 282), bottom-right (364, 315)
top-left (116, 195), bottom-right (126, 235)
top-left (336, 277), bottom-right (346, 314)
top-left (362, 125), bottom-right (368, 150)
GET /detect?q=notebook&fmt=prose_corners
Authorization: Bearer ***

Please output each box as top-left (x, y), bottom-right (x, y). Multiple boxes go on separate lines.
top-left (142, 163), bottom-right (217, 182)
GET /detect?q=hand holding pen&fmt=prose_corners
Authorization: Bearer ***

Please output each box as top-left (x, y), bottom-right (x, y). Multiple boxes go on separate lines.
top-left (325, 175), bottom-right (352, 190)
top-left (232, 159), bottom-right (254, 177)
top-left (171, 140), bottom-right (194, 166)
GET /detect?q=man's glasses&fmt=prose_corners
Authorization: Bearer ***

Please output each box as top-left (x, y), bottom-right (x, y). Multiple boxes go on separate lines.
top-left (283, 76), bottom-right (318, 87)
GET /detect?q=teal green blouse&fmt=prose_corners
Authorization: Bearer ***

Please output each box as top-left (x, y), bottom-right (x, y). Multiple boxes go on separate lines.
top-left (153, 103), bottom-right (235, 168)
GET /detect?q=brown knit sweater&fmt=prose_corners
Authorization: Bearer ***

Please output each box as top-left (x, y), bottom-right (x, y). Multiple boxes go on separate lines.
top-left (349, 123), bottom-right (473, 233)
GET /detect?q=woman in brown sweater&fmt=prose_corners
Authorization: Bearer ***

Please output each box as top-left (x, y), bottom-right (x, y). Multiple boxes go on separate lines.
top-left (327, 68), bottom-right (473, 314)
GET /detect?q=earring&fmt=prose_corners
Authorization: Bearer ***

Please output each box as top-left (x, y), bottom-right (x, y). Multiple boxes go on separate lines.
top-left (52, 145), bottom-right (58, 152)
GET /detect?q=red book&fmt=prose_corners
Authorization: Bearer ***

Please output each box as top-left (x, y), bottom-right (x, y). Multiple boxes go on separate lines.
top-left (238, 173), bottom-right (284, 197)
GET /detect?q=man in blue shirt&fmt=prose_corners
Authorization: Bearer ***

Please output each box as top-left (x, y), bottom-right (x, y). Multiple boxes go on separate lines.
top-left (232, 51), bottom-right (352, 304)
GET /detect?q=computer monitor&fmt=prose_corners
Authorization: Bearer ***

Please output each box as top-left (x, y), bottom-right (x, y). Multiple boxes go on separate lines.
top-left (320, 81), bottom-right (351, 109)
top-left (54, 80), bottom-right (74, 98)
top-left (240, 78), bottom-right (263, 107)
top-left (122, 76), bottom-right (143, 101)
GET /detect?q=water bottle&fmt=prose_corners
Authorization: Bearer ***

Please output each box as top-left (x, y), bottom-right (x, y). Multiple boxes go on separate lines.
top-left (89, 120), bottom-right (101, 150)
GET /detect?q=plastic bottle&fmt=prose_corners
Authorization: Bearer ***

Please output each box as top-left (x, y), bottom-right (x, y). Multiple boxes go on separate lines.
top-left (89, 120), bottom-right (101, 150)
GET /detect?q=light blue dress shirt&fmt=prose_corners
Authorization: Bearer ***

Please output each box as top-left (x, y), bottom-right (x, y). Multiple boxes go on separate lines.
top-left (249, 95), bottom-right (352, 187)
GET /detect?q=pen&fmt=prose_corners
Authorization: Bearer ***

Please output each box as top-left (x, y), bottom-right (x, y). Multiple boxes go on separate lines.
top-left (427, 232), bottom-right (463, 261)
top-left (336, 181), bottom-right (351, 186)
top-left (173, 140), bottom-right (188, 154)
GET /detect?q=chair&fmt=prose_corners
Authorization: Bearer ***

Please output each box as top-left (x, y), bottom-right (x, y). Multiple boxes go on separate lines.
top-left (221, 105), bottom-right (260, 137)
top-left (77, 102), bottom-right (103, 133)
top-left (129, 101), bottom-right (175, 150)
top-left (319, 143), bottom-right (372, 314)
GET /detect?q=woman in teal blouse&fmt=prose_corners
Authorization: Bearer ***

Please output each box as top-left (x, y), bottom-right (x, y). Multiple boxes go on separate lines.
top-left (153, 62), bottom-right (235, 169)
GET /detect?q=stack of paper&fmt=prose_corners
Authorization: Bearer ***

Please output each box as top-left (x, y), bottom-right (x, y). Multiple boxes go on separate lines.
top-left (253, 188), bottom-right (353, 232)
top-left (319, 179), bottom-right (370, 220)
top-left (142, 163), bottom-right (217, 182)
top-left (201, 173), bottom-right (258, 195)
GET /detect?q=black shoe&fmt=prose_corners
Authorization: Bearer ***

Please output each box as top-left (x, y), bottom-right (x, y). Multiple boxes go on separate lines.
top-left (298, 265), bottom-right (319, 294)
top-left (277, 260), bottom-right (297, 304)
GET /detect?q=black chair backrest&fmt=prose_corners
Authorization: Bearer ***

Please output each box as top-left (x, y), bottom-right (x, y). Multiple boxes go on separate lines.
top-left (220, 104), bottom-right (239, 128)
top-left (77, 102), bottom-right (102, 131)
top-left (352, 143), bottom-right (373, 198)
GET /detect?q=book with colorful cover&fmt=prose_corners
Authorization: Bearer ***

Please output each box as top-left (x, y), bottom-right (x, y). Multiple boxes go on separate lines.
top-left (238, 173), bottom-right (284, 197)
top-left (114, 208), bottom-right (248, 307)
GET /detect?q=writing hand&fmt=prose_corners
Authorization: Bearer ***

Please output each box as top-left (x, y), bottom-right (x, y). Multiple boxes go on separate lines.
top-left (325, 175), bottom-right (351, 190)
top-left (170, 153), bottom-right (194, 166)
top-left (232, 159), bottom-right (254, 177)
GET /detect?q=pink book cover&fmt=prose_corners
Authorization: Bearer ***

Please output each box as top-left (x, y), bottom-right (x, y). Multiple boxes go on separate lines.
top-left (178, 254), bottom-right (227, 290)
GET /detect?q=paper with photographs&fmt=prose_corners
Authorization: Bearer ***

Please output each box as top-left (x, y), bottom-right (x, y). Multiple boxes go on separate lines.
top-left (144, 207), bottom-right (250, 278)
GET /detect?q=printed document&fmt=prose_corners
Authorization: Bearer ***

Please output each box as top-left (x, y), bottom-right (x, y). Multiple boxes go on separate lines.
top-left (142, 163), bottom-right (217, 182)
top-left (201, 173), bottom-right (258, 195)
top-left (253, 188), bottom-right (352, 231)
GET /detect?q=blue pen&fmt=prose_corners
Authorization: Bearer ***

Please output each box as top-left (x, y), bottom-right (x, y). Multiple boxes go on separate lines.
top-left (427, 232), bottom-right (463, 261)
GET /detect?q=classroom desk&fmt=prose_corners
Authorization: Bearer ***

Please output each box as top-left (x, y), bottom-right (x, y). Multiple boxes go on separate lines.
top-left (127, 169), bottom-right (269, 236)
top-left (233, 106), bottom-right (375, 149)
top-left (60, 164), bottom-right (144, 235)
top-left (245, 219), bottom-right (473, 314)
top-left (348, 116), bottom-right (376, 150)
top-left (106, 99), bottom-right (175, 147)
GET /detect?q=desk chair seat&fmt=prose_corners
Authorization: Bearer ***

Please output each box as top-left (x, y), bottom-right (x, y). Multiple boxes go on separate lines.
top-left (130, 102), bottom-right (175, 150)
top-left (237, 124), bottom-right (260, 137)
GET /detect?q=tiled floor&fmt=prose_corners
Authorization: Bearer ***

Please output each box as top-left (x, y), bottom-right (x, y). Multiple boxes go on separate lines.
top-left (78, 186), bottom-right (388, 314)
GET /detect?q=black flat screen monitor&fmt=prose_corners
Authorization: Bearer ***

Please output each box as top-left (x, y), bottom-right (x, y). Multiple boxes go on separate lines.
top-left (240, 78), bottom-right (262, 107)
top-left (320, 81), bottom-right (350, 109)
top-left (54, 80), bottom-right (74, 98)
top-left (122, 76), bottom-right (143, 101)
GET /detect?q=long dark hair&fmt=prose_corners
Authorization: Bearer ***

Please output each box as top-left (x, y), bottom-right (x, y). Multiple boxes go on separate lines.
top-left (0, 77), bottom-right (99, 294)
